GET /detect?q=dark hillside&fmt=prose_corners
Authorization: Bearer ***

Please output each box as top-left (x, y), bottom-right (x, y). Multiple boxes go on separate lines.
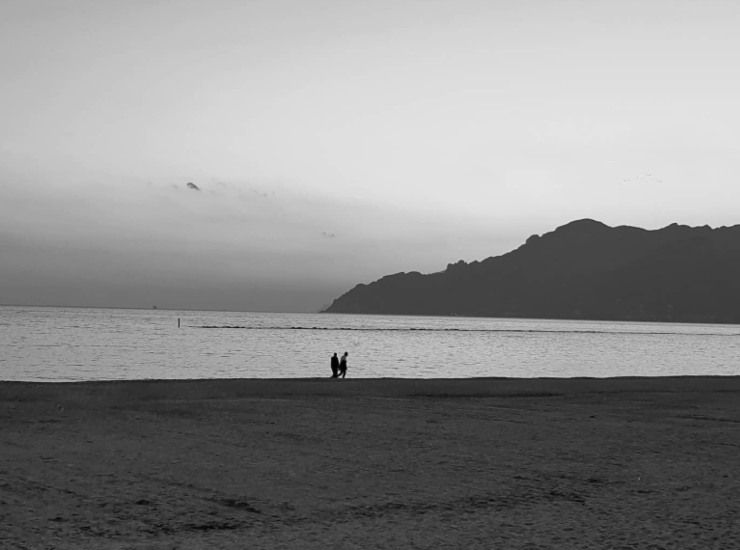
top-left (323, 219), bottom-right (740, 323)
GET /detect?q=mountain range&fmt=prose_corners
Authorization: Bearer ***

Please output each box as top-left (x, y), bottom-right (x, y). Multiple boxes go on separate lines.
top-left (323, 219), bottom-right (740, 323)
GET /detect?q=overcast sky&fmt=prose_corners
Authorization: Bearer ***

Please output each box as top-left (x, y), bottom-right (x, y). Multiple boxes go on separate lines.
top-left (2, 0), bottom-right (740, 312)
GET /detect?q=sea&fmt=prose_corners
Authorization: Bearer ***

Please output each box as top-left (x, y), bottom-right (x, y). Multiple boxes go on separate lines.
top-left (1, 306), bottom-right (739, 382)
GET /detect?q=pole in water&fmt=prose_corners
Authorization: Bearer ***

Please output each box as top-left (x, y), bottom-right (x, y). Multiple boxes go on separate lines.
top-left (178, 318), bottom-right (181, 328)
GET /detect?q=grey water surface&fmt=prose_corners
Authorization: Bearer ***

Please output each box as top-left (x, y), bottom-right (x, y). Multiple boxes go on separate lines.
top-left (1, 306), bottom-right (739, 381)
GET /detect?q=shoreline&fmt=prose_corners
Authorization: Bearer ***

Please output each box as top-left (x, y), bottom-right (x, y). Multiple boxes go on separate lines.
top-left (3, 374), bottom-right (740, 398)
top-left (2, 375), bottom-right (739, 548)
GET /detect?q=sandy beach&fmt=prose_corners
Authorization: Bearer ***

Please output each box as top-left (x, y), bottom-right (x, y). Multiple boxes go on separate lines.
top-left (1, 376), bottom-right (739, 549)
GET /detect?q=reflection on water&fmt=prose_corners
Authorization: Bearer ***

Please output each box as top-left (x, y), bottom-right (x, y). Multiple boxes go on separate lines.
top-left (1, 306), bottom-right (739, 381)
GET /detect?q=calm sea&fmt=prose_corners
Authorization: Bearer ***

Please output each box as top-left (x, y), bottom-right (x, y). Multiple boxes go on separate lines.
top-left (1, 306), bottom-right (739, 382)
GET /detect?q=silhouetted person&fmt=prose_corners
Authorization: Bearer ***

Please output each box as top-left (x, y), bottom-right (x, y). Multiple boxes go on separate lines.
top-left (339, 352), bottom-right (348, 378)
top-left (330, 352), bottom-right (339, 378)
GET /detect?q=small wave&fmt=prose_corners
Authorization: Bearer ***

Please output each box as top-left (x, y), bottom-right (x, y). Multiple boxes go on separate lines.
top-left (194, 325), bottom-right (740, 337)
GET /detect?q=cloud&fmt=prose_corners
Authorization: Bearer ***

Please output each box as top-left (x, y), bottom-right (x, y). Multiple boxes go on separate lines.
top-left (0, 176), bottom-right (515, 311)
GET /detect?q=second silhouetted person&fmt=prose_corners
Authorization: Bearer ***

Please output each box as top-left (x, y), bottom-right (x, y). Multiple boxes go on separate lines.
top-left (339, 352), bottom-right (348, 378)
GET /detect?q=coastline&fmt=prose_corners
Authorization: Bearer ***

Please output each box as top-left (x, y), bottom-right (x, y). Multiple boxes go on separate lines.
top-left (2, 376), bottom-right (739, 548)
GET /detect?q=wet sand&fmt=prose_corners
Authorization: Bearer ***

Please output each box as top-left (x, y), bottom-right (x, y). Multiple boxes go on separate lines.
top-left (1, 376), bottom-right (739, 549)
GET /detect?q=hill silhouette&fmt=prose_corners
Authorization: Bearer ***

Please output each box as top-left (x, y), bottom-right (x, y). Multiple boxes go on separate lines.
top-left (323, 219), bottom-right (740, 323)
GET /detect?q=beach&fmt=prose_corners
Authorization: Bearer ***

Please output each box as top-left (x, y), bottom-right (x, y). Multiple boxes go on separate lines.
top-left (1, 377), bottom-right (739, 549)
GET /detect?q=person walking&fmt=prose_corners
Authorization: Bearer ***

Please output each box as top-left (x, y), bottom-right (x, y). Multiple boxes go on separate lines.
top-left (330, 352), bottom-right (339, 378)
top-left (339, 352), bottom-right (348, 378)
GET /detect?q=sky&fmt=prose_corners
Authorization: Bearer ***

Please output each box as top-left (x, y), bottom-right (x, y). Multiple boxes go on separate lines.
top-left (2, 0), bottom-right (740, 312)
